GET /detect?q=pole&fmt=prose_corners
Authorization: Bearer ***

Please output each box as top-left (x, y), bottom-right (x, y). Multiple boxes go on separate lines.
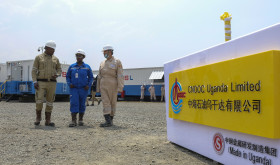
top-left (220, 12), bottom-right (232, 42)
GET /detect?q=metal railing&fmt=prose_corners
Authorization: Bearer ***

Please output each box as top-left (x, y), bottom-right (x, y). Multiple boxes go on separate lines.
top-left (0, 80), bottom-right (7, 99)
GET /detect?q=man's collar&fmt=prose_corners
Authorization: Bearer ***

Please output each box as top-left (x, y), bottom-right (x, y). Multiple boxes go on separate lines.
top-left (44, 52), bottom-right (52, 57)
top-left (75, 62), bottom-right (85, 66)
top-left (106, 56), bottom-right (114, 62)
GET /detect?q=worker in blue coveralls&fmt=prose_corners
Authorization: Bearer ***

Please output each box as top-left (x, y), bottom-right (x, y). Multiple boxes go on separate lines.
top-left (66, 49), bottom-right (93, 127)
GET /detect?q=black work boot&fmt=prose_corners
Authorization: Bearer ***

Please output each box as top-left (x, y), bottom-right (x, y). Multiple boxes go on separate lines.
top-left (45, 112), bottom-right (55, 127)
top-left (100, 114), bottom-right (112, 127)
top-left (78, 113), bottom-right (84, 126)
top-left (69, 113), bottom-right (77, 127)
top-left (34, 110), bottom-right (42, 126)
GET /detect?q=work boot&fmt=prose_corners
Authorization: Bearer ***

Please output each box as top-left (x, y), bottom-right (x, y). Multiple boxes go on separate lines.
top-left (45, 112), bottom-right (55, 127)
top-left (91, 104), bottom-right (94, 106)
top-left (78, 113), bottom-right (84, 126)
top-left (86, 104), bottom-right (89, 106)
top-left (100, 114), bottom-right (112, 127)
top-left (34, 110), bottom-right (42, 126)
top-left (110, 116), bottom-right (114, 125)
top-left (69, 113), bottom-right (77, 127)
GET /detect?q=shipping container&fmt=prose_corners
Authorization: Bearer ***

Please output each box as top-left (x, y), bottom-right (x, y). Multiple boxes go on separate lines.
top-left (1, 60), bottom-right (164, 101)
top-left (93, 66), bottom-right (164, 100)
top-left (0, 60), bottom-right (70, 98)
top-left (0, 63), bottom-right (7, 82)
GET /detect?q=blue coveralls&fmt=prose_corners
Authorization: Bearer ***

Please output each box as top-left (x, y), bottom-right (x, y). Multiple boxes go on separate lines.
top-left (66, 62), bottom-right (93, 113)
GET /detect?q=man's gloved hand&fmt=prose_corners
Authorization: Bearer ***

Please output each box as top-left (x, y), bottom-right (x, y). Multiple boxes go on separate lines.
top-left (70, 84), bottom-right (75, 88)
top-left (34, 83), bottom-right (39, 90)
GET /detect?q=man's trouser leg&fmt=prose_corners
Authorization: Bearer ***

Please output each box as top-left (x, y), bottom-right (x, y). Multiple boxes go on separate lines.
top-left (35, 81), bottom-right (45, 111)
top-left (152, 93), bottom-right (156, 101)
top-left (91, 91), bottom-right (98, 105)
top-left (92, 92), bottom-right (99, 102)
top-left (110, 90), bottom-right (118, 125)
top-left (78, 88), bottom-right (87, 114)
top-left (110, 90), bottom-right (118, 117)
top-left (100, 88), bottom-right (112, 115)
top-left (45, 82), bottom-right (56, 113)
top-left (69, 88), bottom-right (79, 127)
top-left (70, 88), bottom-right (79, 113)
top-left (86, 97), bottom-right (89, 105)
top-left (45, 82), bottom-right (56, 126)
top-left (78, 88), bottom-right (88, 126)
top-left (35, 81), bottom-right (45, 125)
top-left (100, 78), bottom-right (117, 127)
top-left (140, 92), bottom-right (144, 100)
top-left (88, 90), bottom-right (93, 105)
top-left (100, 88), bottom-right (112, 127)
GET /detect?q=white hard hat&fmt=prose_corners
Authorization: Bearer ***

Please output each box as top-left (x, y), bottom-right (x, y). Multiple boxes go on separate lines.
top-left (76, 49), bottom-right (86, 57)
top-left (102, 45), bottom-right (114, 52)
top-left (45, 40), bottom-right (56, 49)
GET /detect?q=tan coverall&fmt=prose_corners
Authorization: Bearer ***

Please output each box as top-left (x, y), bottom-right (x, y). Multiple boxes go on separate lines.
top-left (161, 86), bottom-right (165, 102)
top-left (140, 85), bottom-right (145, 100)
top-left (97, 56), bottom-right (124, 116)
top-left (148, 86), bottom-right (156, 101)
top-left (32, 53), bottom-right (62, 112)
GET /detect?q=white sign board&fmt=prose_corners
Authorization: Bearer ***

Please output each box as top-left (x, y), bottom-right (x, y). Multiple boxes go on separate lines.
top-left (164, 23), bottom-right (280, 165)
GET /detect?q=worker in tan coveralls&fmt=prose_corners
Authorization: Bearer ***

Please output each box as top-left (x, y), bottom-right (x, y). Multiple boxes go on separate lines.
top-left (140, 84), bottom-right (145, 101)
top-left (86, 76), bottom-right (101, 106)
top-left (32, 40), bottom-right (62, 127)
top-left (97, 45), bottom-right (124, 127)
top-left (148, 83), bottom-right (156, 102)
top-left (161, 84), bottom-right (165, 102)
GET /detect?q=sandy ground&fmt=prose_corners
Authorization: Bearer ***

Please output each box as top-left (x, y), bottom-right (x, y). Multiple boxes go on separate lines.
top-left (0, 101), bottom-right (217, 165)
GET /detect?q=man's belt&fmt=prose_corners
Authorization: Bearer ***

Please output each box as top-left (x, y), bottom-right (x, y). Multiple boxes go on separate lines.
top-left (37, 79), bottom-right (57, 82)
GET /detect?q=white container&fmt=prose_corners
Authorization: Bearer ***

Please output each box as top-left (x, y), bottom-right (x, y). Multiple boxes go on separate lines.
top-left (5, 59), bottom-right (69, 83)
top-left (93, 66), bottom-right (164, 86)
top-left (0, 63), bottom-right (7, 82)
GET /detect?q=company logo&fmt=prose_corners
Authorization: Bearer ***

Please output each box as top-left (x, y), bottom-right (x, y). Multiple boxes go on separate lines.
top-left (124, 75), bottom-right (133, 80)
top-left (170, 78), bottom-right (186, 114)
top-left (213, 133), bottom-right (225, 155)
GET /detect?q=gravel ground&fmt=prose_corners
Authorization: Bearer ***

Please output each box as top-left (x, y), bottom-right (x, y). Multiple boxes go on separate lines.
top-left (0, 101), bottom-right (216, 165)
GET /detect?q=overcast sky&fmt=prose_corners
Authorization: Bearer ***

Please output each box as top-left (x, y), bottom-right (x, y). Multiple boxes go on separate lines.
top-left (0, 0), bottom-right (279, 70)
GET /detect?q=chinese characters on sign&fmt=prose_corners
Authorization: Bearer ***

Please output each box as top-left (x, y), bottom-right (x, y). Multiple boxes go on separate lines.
top-left (225, 137), bottom-right (277, 157)
top-left (225, 136), bottom-right (277, 165)
top-left (188, 99), bottom-right (261, 113)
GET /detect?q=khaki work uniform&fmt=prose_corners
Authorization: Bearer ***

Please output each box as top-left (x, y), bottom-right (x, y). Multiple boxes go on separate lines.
top-left (149, 86), bottom-right (156, 101)
top-left (32, 53), bottom-right (62, 112)
top-left (161, 86), bottom-right (165, 102)
top-left (86, 91), bottom-right (100, 105)
top-left (86, 76), bottom-right (100, 105)
top-left (97, 56), bottom-right (124, 116)
top-left (140, 85), bottom-right (145, 100)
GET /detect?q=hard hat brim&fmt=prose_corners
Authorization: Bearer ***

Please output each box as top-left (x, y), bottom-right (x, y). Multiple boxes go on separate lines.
top-left (45, 46), bottom-right (55, 50)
